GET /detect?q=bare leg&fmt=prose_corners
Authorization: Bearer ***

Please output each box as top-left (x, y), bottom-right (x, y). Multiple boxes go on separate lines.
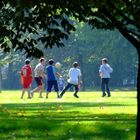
top-left (21, 88), bottom-right (25, 99)
top-left (39, 85), bottom-right (44, 98)
top-left (46, 92), bottom-right (50, 98)
top-left (27, 88), bottom-right (31, 98)
top-left (31, 85), bottom-right (44, 98)
top-left (56, 92), bottom-right (60, 98)
top-left (31, 87), bottom-right (39, 97)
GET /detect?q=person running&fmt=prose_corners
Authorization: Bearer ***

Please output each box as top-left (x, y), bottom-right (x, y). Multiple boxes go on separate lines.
top-left (20, 59), bottom-right (32, 99)
top-left (46, 59), bottom-right (61, 98)
top-left (99, 58), bottom-right (113, 97)
top-left (60, 62), bottom-right (82, 98)
top-left (31, 58), bottom-right (46, 98)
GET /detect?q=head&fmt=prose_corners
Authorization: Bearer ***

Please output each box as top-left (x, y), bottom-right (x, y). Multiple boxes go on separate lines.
top-left (55, 62), bottom-right (61, 69)
top-left (102, 58), bottom-right (108, 64)
top-left (25, 59), bottom-right (30, 65)
top-left (73, 62), bottom-right (79, 68)
top-left (49, 59), bottom-right (54, 65)
top-left (39, 57), bottom-right (45, 65)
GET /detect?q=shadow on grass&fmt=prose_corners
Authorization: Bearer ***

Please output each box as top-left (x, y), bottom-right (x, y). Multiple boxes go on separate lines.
top-left (1, 101), bottom-right (135, 109)
top-left (0, 102), bottom-right (136, 140)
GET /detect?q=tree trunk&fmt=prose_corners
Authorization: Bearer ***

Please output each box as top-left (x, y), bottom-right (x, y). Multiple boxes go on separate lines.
top-left (7, 63), bottom-right (14, 89)
top-left (78, 53), bottom-right (86, 91)
top-left (0, 66), bottom-right (2, 93)
top-left (136, 47), bottom-right (140, 140)
top-left (115, 28), bottom-right (140, 140)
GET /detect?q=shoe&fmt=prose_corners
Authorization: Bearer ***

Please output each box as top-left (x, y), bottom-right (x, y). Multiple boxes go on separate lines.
top-left (59, 94), bottom-right (63, 98)
top-left (73, 94), bottom-right (79, 98)
top-left (102, 94), bottom-right (106, 97)
top-left (57, 95), bottom-right (60, 98)
top-left (108, 95), bottom-right (111, 97)
top-left (46, 96), bottom-right (48, 99)
top-left (27, 97), bottom-right (32, 99)
top-left (31, 92), bottom-right (34, 97)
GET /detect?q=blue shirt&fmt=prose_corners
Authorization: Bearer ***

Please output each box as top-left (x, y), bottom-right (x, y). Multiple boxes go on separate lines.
top-left (46, 65), bottom-right (57, 81)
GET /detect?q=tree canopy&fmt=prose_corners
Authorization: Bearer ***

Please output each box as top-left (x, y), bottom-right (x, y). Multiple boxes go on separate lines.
top-left (0, 0), bottom-right (140, 57)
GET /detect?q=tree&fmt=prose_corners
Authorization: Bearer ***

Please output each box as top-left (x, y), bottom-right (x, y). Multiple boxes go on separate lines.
top-left (0, 0), bottom-right (140, 139)
top-left (0, 50), bottom-right (22, 91)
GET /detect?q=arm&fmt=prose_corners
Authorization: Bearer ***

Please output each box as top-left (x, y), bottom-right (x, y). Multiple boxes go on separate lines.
top-left (78, 69), bottom-right (82, 85)
top-left (78, 75), bottom-right (82, 85)
top-left (106, 64), bottom-right (113, 73)
top-left (99, 65), bottom-right (103, 77)
top-left (56, 72), bottom-right (61, 77)
top-left (29, 67), bottom-right (33, 78)
top-left (54, 67), bottom-right (61, 77)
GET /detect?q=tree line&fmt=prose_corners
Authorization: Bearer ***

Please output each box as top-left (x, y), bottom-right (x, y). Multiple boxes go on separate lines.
top-left (0, 25), bottom-right (138, 90)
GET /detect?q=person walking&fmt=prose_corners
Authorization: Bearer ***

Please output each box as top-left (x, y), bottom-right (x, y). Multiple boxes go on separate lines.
top-left (60, 62), bottom-right (82, 98)
top-left (99, 58), bottom-right (113, 97)
top-left (20, 59), bottom-right (32, 99)
top-left (31, 58), bottom-right (46, 98)
top-left (46, 59), bottom-right (61, 98)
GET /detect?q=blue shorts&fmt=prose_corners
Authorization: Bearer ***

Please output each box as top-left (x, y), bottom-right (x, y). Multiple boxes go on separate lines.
top-left (47, 80), bottom-right (59, 92)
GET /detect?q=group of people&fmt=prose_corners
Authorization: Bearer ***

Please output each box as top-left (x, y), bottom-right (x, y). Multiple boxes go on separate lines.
top-left (20, 58), bottom-right (82, 99)
top-left (20, 57), bottom-right (113, 99)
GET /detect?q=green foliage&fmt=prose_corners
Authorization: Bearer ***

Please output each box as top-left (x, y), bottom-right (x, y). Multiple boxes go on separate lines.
top-left (0, 23), bottom-right (138, 90)
top-left (40, 24), bottom-right (138, 88)
top-left (0, 0), bottom-right (140, 57)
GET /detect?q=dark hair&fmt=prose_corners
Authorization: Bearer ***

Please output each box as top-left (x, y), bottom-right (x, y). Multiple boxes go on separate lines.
top-left (49, 59), bottom-right (54, 65)
top-left (39, 58), bottom-right (45, 63)
top-left (73, 62), bottom-right (78, 68)
top-left (102, 58), bottom-right (108, 63)
top-left (25, 59), bottom-right (30, 64)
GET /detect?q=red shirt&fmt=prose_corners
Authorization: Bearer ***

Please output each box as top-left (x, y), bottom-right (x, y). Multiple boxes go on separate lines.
top-left (21, 64), bottom-right (32, 88)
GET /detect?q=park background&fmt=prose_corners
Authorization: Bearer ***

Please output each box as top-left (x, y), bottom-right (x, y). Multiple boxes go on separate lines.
top-left (0, 0), bottom-right (139, 139)
top-left (0, 23), bottom-right (138, 91)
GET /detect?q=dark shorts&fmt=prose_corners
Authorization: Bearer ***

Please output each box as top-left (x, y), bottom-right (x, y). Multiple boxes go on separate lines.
top-left (47, 80), bottom-right (59, 92)
top-left (35, 77), bottom-right (43, 86)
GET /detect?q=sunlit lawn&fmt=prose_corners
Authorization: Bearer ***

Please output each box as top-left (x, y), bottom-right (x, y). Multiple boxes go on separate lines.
top-left (0, 90), bottom-right (137, 140)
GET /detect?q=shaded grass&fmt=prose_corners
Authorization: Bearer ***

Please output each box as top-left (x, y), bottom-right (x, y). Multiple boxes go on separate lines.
top-left (0, 90), bottom-right (137, 140)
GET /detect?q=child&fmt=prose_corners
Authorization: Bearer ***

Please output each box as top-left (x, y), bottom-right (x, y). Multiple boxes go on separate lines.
top-left (30, 58), bottom-right (46, 98)
top-left (60, 62), bottom-right (82, 98)
top-left (20, 59), bottom-right (32, 99)
top-left (46, 59), bottom-right (61, 98)
top-left (99, 58), bottom-right (113, 97)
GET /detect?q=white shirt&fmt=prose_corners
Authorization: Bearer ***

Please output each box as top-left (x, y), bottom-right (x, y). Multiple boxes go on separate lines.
top-left (68, 68), bottom-right (81, 85)
top-left (34, 63), bottom-right (45, 78)
top-left (99, 64), bottom-right (113, 78)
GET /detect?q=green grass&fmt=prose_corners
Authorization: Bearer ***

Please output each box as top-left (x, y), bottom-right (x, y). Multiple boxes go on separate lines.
top-left (0, 90), bottom-right (137, 140)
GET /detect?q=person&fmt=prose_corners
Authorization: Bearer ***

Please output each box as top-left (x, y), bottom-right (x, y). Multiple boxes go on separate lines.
top-left (55, 62), bottom-right (61, 70)
top-left (99, 58), bottom-right (113, 97)
top-left (57, 76), bottom-right (66, 91)
top-left (54, 62), bottom-right (65, 91)
top-left (20, 59), bottom-right (32, 99)
top-left (46, 59), bottom-right (61, 98)
top-left (31, 58), bottom-right (46, 98)
top-left (60, 62), bottom-right (82, 98)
